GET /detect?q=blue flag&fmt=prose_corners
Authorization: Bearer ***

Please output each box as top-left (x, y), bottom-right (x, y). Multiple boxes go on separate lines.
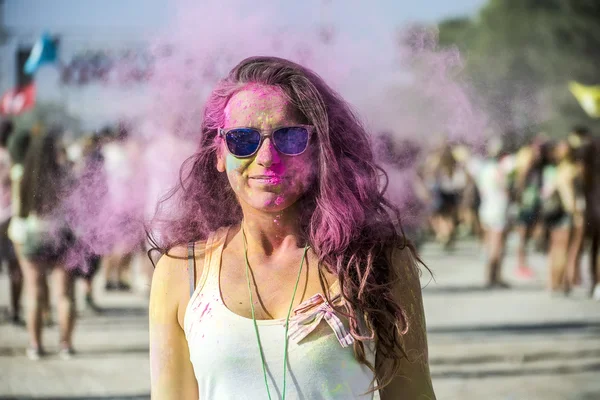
top-left (24, 33), bottom-right (57, 75)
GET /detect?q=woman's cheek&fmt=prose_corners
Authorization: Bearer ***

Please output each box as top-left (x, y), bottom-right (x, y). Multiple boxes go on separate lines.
top-left (290, 159), bottom-right (316, 191)
top-left (226, 156), bottom-right (248, 176)
top-left (227, 171), bottom-right (240, 192)
top-left (226, 155), bottom-right (249, 172)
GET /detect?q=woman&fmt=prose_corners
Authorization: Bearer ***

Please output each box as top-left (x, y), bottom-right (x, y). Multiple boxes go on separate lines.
top-left (0, 120), bottom-right (23, 325)
top-left (427, 145), bottom-right (465, 250)
top-left (543, 140), bottom-right (579, 294)
top-left (513, 141), bottom-right (544, 279)
top-left (69, 134), bottom-right (107, 313)
top-left (102, 125), bottom-right (143, 292)
top-left (9, 129), bottom-right (76, 360)
top-left (149, 57), bottom-right (435, 399)
top-left (470, 138), bottom-right (511, 289)
top-left (583, 136), bottom-right (600, 300)
top-left (564, 128), bottom-right (590, 290)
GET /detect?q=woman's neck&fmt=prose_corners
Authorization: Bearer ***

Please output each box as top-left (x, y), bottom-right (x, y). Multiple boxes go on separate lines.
top-left (240, 208), bottom-right (304, 257)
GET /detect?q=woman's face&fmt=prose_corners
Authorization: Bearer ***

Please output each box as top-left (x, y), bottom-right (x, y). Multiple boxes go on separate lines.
top-left (57, 144), bottom-right (67, 166)
top-left (216, 84), bottom-right (316, 214)
top-left (554, 141), bottom-right (570, 162)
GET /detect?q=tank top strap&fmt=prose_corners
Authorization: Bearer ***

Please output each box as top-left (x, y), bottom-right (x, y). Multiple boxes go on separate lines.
top-left (187, 242), bottom-right (196, 298)
top-left (195, 226), bottom-right (230, 296)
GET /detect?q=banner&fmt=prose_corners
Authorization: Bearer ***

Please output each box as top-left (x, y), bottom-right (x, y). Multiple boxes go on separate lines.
top-left (0, 84), bottom-right (36, 115)
top-left (569, 81), bottom-right (600, 118)
top-left (59, 49), bottom-right (153, 86)
top-left (24, 33), bottom-right (58, 75)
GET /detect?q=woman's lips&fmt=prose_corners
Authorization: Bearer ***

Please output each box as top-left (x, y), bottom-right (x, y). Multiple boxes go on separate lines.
top-left (250, 175), bottom-right (282, 185)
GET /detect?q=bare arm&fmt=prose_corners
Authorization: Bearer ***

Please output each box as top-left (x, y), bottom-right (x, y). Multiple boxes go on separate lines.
top-left (378, 247), bottom-right (436, 400)
top-left (149, 249), bottom-right (200, 400)
top-left (556, 165), bottom-right (576, 215)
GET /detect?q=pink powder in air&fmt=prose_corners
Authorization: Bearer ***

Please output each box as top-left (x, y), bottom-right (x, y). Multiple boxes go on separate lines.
top-left (142, 1), bottom-right (487, 214)
top-left (59, 0), bottom-right (491, 260)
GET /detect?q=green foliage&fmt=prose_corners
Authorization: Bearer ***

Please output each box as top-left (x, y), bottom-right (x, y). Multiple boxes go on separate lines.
top-left (437, 18), bottom-right (472, 50)
top-left (437, 0), bottom-right (600, 138)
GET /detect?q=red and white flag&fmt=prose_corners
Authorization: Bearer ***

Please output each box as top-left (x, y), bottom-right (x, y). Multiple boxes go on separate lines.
top-left (0, 84), bottom-right (36, 115)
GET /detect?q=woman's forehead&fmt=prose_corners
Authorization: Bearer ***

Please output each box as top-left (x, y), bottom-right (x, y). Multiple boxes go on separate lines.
top-left (224, 85), bottom-right (297, 127)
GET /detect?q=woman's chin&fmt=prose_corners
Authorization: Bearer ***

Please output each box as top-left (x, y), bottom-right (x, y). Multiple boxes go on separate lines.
top-left (242, 193), bottom-right (297, 214)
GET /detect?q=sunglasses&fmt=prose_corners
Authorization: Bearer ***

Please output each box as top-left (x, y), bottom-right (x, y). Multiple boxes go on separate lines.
top-left (218, 125), bottom-right (314, 158)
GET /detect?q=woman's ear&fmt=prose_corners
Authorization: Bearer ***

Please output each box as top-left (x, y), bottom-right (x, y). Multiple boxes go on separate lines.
top-left (215, 137), bottom-right (226, 172)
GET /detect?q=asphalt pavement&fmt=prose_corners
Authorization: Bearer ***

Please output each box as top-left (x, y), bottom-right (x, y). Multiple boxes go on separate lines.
top-left (0, 236), bottom-right (598, 399)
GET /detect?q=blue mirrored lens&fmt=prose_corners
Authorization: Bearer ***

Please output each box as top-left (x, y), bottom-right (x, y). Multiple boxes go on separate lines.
top-left (226, 129), bottom-right (261, 157)
top-left (272, 127), bottom-right (309, 155)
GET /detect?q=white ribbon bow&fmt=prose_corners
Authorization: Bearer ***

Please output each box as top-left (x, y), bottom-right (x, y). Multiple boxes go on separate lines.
top-left (287, 293), bottom-right (355, 348)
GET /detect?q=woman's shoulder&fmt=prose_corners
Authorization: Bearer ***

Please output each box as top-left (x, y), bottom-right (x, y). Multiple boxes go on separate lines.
top-left (153, 226), bottom-right (231, 272)
top-left (154, 241), bottom-right (208, 279)
top-left (151, 240), bottom-right (210, 324)
top-left (10, 164), bottom-right (23, 181)
top-left (556, 162), bottom-right (576, 181)
top-left (151, 241), bottom-right (207, 291)
top-left (150, 227), bottom-right (232, 303)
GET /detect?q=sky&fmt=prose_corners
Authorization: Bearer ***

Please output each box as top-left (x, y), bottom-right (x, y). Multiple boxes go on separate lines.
top-left (3, 0), bottom-right (487, 36)
top-left (1, 0), bottom-right (488, 128)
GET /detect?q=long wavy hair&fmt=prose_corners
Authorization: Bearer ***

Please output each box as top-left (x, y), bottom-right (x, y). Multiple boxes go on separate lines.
top-left (151, 56), bottom-right (421, 389)
top-left (20, 129), bottom-right (66, 218)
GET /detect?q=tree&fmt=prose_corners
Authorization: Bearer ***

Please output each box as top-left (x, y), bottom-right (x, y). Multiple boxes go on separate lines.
top-left (438, 0), bottom-right (600, 137)
top-left (437, 17), bottom-right (472, 51)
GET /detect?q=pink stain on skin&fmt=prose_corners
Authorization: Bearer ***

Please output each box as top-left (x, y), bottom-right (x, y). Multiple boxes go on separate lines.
top-left (218, 84), bottom-right (316, 213)
top-left (274, 196), bottom-right (285, 206)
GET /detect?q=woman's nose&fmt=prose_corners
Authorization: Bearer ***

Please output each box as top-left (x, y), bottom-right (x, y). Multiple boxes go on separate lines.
top-left (255, 138), bottom-right (280, 167)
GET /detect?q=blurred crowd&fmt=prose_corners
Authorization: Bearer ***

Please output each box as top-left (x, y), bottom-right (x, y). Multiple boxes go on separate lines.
top-left (0, 116), bottom-right (599, 362)
top-left (404, 127), bottom-right (600, 298)
top-left (0, 119), bottom-right (150, 360)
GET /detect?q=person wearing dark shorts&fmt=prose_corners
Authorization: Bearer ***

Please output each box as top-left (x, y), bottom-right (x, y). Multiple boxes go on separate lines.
top-left (0, 217), bottom-right (23, 324)
top-left (72, 253), bottom-right (102, 313)
top-left (0, 120), bottom-right (23, 325)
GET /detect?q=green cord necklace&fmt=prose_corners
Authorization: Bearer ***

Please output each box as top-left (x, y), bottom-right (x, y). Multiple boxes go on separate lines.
top-left (242, 227), bottom-right (308, 400)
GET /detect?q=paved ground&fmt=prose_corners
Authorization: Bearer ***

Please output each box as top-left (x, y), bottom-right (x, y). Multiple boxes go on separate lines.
top-left (423, 236), bottom-right (600, 400)
top-left (0, 235), bottom-right (599, 399)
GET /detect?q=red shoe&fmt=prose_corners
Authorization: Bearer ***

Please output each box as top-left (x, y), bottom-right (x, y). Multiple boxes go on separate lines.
top-left (516, 266), bottom-right (534, 279)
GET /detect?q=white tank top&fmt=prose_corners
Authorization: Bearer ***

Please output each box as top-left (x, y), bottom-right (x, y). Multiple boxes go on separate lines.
top-left (183, 227), bottom-right (380, 399)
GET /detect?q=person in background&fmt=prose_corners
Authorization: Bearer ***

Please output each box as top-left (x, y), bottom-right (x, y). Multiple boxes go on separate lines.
top-left (69, 134), bottom-right (107, 313)
top-left (564, 127), bottom-right (591, 292)
top-left (9, 128), bottom-right (77, 360)
top-left (542, 140), bottom-right (577, 294)
top-left (427, 144), bottom-right (465, 250)
top-left (375, 133), bottom-right (428, 251)
top-left (0, 120), bottom-right (23, 325)
top-left (454, 145), bottom-right (482, 239)
top-left (102, 125), bottom-right (143, 292)
top-left (513, 137), bottom-right (547, 279)
top-left (470, 137), bottom-right (511, 289)
top-left (582, 135), bottom-right (600, 300)
top-left (9, 131), bottom-right (55, 327)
